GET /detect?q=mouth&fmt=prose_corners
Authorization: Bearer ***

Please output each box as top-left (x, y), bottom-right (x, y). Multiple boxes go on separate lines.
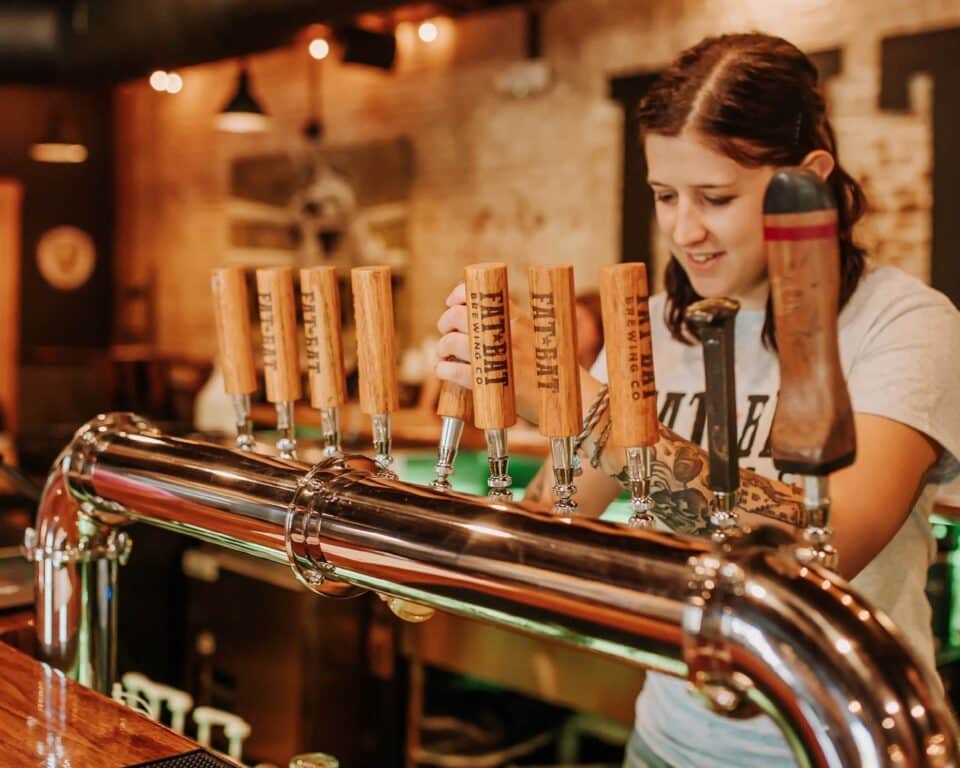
top-left (684, 251), bottom-right (725, 268)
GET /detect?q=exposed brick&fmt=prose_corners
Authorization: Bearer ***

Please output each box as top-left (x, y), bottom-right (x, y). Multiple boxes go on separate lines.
top-left (115, 0), bottom-right (960, 360)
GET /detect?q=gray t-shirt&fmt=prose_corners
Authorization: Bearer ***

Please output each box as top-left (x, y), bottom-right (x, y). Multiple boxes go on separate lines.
top-left (591, 265), bottom-right (960, 767)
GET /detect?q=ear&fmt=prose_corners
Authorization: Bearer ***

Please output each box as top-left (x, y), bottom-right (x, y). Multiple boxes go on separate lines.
top-left (800, 149), bottom-right (835, 180)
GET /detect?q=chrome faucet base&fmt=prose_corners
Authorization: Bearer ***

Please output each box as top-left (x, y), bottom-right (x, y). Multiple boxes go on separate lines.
top-left (625, 445), bottom-right (655, 528)
top-left (320, 406), bottom-right (342, 458)
top-left (800, 476), bottom-right (837, 571)
top-left (709, 489), bottom-right (742, 544)
top-left (627, 495), bottom-right (655, 529)
top-left (372, 413), bottom-right (397, 479)
top-left (432, 416), bottom-right (464, 490)
top-left (275, 401), bottom-right (297, 460)
top-left (484, 428), bottom-right (513, 500)
top-left (231, 394), bottom-right (255, 451)
top-left (549, 436), bottom-right (578, 515)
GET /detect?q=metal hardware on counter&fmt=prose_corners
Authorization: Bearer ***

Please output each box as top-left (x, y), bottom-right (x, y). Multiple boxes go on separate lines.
top-left (431, 414), bottom-right (464, 490)
top-left (796, 475), bottom-right (838, 570)
top-left (432, 380), bottom-right (471, 491)
top-left (286, 459), bottom-right (365, 599)
top-left (31, 413), bottom-right (960, 768)
top-left (624, 445), bottom-right (655, 528)
top-left (548, 435), bottom-right (577, 514)
top-left (483, 427), bottom-right (512, 499)
top-left (22, 523), bottom-right (131, 567)
top-left (275, 401), bottom-right (298, 460)
top-left (682, 553), bottom-right (754, 716)
top-left (371, 412), bottom-right (397, 478)
top-left (319, 406), bottom-right (342, 458)
top-left (230, 394), bottom-right (255, 451)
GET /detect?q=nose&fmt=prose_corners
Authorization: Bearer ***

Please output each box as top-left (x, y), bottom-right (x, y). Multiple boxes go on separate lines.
top-left (672, 198), bottom-right (708, 248)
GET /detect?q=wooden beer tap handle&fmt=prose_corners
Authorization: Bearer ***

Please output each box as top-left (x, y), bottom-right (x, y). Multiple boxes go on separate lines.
top-left (529, 265), bottom-right (582, 438)
top-left (300, 266), bottom-right (346, 410)
top-left (765, 168), bottom-right (856, 475)
top-left (255, 267), bottom-right (302, 404)
top-left (351, 266), bottom-right (399, 416)
top-left (211, 266), bottom-right (257, 396)
top-left (599, 263), bottom-right (658, 448)
top-left (437, 380), bottom-right (472, 422)
top-left (464, 263), bottom-right (517, 430)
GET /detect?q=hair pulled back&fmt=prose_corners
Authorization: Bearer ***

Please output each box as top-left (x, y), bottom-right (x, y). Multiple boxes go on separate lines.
top-left (637, 33), bottom-right (867, 348)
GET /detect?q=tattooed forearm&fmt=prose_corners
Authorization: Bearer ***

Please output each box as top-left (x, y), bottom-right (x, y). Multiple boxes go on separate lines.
top-left (517, 463), bottom-right (554, 512)
top-left (645, 425), bottom-right (805, 533)
top-left (737, 470), bottom-right (805, 527)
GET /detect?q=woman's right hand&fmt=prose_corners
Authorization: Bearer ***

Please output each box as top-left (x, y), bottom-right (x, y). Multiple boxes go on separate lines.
top-left (435, 282), bottom-right (541, 424)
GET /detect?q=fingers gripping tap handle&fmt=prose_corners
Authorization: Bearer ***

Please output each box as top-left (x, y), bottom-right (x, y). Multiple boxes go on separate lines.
top-left (301, 266), bottom-right (346, 456)
top-left (351, 266), bottom-right (399, 475)
top-left (684, 298), bottom-right (742, 540)
top-left (599, 263), bottom-right (658, 527)
top-left (529, 265), bottom-right (582, 514)
top-left (211, 266), bottom-right (257, 450)
top-left (256, 267), bottom-right (301, 459)
top-left (465, 263), bottom-right (516, 498)
top-left (433, 382), bottom-right (472, 490)
top-left (765, 168), bottom-right (856, 569)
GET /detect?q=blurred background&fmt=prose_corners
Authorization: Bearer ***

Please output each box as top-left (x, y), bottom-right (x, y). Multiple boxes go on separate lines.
top-left (1, 1), bottom-right (959, 766)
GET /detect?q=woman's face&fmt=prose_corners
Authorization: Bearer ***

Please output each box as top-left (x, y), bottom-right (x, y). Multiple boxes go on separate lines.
top-left (645, 130), bottom-right (778, 310)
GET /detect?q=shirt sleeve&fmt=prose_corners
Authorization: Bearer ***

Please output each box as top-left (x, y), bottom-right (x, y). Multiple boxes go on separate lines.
top-left (844, 284), bottom-right (960, 484)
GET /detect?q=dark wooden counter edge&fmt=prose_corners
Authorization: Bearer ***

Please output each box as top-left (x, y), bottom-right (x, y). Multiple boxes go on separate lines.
top-left (0, 640), bottom-right (231, 767)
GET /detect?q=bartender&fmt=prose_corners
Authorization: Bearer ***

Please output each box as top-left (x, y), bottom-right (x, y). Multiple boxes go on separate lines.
top-left (435, 32), bottom-right (960, 768)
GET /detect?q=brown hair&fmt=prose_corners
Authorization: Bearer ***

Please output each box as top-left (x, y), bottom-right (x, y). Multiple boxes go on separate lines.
top-left (637, 33), bottom-right (867, 348)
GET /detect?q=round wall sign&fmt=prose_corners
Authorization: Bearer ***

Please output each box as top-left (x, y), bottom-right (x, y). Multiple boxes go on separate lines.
top-left (36, 226), bottom-right (96, 292)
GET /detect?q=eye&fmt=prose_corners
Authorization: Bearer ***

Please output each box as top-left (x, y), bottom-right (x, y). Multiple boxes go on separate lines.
top-left (703, 194), bottom-right (734, 206)
top-left (653, 191), bottom-right (676, 204)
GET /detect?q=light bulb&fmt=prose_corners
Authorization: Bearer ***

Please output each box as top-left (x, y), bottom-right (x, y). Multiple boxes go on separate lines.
top-left (309, 38), bottom-right (330, 60)
top-left (418, 21), bottom-right (439, 43)
top-left (149, 70), bottom-right (169, 91)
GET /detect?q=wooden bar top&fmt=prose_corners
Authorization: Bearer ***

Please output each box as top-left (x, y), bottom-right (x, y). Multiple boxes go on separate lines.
top-left (0, 643), bottom-right (215, 767)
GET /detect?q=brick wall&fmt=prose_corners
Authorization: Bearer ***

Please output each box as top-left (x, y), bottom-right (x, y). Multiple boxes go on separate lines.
top-left (115, 0), bottom-right (959, 360)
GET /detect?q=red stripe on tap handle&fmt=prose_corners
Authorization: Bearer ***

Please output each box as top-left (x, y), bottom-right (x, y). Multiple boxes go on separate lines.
top-left (764, 222), bottom-right (838, 241)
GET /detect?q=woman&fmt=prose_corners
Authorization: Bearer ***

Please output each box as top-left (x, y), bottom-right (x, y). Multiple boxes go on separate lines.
top-left (435, 33), bottom-right (960, 767)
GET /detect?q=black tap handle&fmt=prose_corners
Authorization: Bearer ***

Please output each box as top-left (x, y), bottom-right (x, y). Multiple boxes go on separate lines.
top-left (685, 298), bottom-right (741, 496)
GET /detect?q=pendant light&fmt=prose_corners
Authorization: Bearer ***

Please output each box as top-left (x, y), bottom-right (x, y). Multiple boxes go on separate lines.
top-left (292, 42), bottom-right (356, 262)
top-left (216, 61), bottom-right (269, 133)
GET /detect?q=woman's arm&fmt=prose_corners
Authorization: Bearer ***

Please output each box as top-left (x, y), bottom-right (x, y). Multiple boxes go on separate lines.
top-left (437, 283), bottom-right (805, 525)
top-left (827, 414), bottom-right (940, 579)
top-left (515, 391), bottom-right (939, 582)
top-left (435, 282), bottom-right (941, 581)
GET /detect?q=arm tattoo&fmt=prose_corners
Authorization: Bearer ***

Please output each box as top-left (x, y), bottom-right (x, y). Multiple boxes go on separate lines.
top-left (643, 425), bottom-right (805, 534)
top-left (518, 464), bottom-right (553, 511)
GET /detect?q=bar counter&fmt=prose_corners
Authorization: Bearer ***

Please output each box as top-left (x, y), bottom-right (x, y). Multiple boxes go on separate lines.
top-left (0, 642), bottom-right (226, 767)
